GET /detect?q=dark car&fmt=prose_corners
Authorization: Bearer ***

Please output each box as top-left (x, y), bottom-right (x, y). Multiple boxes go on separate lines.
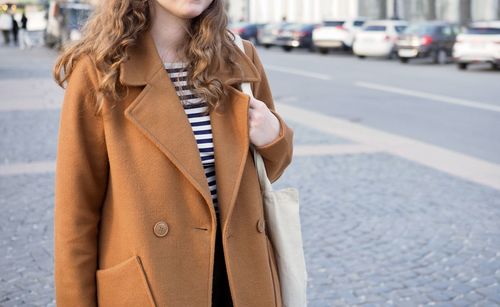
top-left (274, 23), bottom-right (319, 52)
top-left (257, 22), bottom-right (291, 48)
top-left (229, 22), bottom-right (263, 45)
top-left (396, 21), bottom-right (460, 64)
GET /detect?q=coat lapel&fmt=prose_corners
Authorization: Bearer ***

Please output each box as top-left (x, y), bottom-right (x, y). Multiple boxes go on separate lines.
top-left (121, 29), bottom-right (260, 226)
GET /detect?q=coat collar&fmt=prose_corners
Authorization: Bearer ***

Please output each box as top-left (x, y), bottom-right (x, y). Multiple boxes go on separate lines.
top-left (122, 29), bottom-right (260, 230)
top-left (120, 29), bottom-right (261, 86)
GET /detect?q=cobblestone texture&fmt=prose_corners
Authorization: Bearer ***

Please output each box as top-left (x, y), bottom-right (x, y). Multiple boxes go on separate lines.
top-left (274, 154), bottom-right (500, 306)
top-left (0, 110), bottom-right (59, 164)
top-left (1, 44), bottom-right (500, 306)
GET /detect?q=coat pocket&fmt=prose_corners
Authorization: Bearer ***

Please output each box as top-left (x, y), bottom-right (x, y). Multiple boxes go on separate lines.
top-left (265, 235), bottom-right (283, 307)
top-left (96, 255), bottom-right (156, 307)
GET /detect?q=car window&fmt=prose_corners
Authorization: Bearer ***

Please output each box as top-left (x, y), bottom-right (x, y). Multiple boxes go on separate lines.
top-left (441, 26), bottom-right (453, 36)
top-left (264, 23), bottom-right (288, 30)
top-left (364, 25), bottom-right (386, 32)
top-left (231, 22), bottom-right (249, 28)
top-left (283, 24), bottom-right (304, 31)
top-left (394, 25), bottom-right (407, 33)
top-left (323, 21), bottom-right (344, 27)
top-left (466, 27), bottom-right (500, 35)
top-left (353, 20), bottom-right (365, 27)
top-left (405, 24), bottom-right (435, 35)
top-left (452, 25), bottom-right (462, 35)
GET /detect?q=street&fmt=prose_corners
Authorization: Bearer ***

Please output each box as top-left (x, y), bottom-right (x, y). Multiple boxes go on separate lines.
top-left (1, 43), bottom-right (500, 306)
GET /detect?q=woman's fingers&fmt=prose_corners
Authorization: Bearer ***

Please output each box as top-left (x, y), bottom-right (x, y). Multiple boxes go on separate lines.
top-left (248, 96), bottom-right (263, 109)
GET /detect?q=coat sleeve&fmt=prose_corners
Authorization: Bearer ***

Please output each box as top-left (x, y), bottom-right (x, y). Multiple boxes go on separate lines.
top-left (54, 55), bottom-right (109, 307)
top-left (243, 40), bottom-right (294, 183)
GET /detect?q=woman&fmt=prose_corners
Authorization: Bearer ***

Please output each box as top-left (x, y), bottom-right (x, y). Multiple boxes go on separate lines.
top-left (53, 0), bottom-right (294, 306)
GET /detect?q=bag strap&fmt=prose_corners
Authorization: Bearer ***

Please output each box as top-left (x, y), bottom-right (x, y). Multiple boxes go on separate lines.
top-left (232, 33), bottom-right (274, 193)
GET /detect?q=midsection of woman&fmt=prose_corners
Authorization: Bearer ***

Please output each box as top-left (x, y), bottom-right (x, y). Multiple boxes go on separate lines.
top-left (52, 1), bottom-right (294, 306)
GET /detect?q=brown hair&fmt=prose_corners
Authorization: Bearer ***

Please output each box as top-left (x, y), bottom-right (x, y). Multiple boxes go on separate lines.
top-left (53, 0), bottom-right (239, 115)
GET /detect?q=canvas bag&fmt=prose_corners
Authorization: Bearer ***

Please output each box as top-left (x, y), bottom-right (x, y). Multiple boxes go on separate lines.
top-left (233, 34), bottom-right (308, 307)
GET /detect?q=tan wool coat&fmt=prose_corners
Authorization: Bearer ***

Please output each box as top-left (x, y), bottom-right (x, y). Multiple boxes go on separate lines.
top-left (54, 29), bottom-right (294, 307)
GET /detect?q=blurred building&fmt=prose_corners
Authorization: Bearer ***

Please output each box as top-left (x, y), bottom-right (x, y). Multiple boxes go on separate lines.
top-left (228, 0), bottom-right (500, 24)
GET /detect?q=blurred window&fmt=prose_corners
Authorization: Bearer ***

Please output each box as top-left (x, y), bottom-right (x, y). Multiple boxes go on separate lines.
top-left (405, 24), bottom-right (435, 35)
top-left (353, 20), bottom-right (365, 27)
top-left (364, 25), bottom-right (386, 32)
top-left (452, 25), bottom-right (462, 35)
top-left (231, 22), bottom-right (249, 28)
top-left (466, 27), bottom-right (500, 35)
top-left (62, 8), bottom-right (91, 29)
top-left (323, 20), bottom-right (344, 27)
top-left (394, 25), bottom-right (407, 33)
top-left (442, 26), bottom-right (453, 36)
top-left (283, 23), bottom-right (304, 31)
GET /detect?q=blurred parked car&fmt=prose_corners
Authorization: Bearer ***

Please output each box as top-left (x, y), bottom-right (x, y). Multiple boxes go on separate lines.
top-left (257, 22), bottom-right (291, 48)
top-left (44, 1), bottom-right (92, 49)
top-left (396, 21), bottom-right (460, 64)
top-left (453, 21), bottom-right (500, 70)
top-left (274, 23), bottom-right (319, 52)
top-left (229, 22), bottom-right (263, 45)
top-left (353, 20), bottom-right (408, 59)
top-left (312, 18), bottom-right (367, 54)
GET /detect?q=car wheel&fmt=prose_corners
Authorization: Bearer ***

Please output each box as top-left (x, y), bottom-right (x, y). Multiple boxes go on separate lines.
top-left (263, 44), bottom-right (271, 49)
top-left (318, 48), bottom-right (329, 55)
top-left (282, 46), bottom-right (292, 52)
top-left (387, 50), bottom-right (398, 60)
top-left (491, 63), bottom-right (499, 70)
top-left (357, 55), bottom-right (366, 59)
top-left (434, 49), bottom-right (448, 65)
top-left (399, 57), bottom-right (409, 64)
top-left (458, 63), bottom-right (468, 70)
top-left (341, 44), bottom-right (351, 53)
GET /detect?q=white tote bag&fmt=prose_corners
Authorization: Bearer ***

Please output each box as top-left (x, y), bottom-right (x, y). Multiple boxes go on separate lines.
top-left (233, 34), bottom-right (308, 307)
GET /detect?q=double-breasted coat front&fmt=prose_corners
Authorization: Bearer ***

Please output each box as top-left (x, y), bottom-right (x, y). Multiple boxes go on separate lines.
top-left (54, 29), bottom-right (294, 307)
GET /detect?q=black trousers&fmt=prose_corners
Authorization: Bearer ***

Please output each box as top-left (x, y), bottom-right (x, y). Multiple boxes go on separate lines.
top-left (211, 218), bottom-right (233, 307)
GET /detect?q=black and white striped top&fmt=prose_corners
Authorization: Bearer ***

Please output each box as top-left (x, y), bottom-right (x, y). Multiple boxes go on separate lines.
top-left (164, 62), bottom-right (220, 216)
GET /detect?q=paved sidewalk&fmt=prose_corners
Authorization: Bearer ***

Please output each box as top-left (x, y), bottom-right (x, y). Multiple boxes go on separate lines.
top-left (1, 44), bottom-right (500, 306)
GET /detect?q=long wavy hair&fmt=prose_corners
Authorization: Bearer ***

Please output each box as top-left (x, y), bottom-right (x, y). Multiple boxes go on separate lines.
top-left (53, 0), bottom-right (239, 116)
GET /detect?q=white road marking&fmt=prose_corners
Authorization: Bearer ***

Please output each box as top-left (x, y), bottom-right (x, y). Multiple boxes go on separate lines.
top-left (294, 144), bottom-right (382, 156)
top-left (278, 103), bottom-right (500, 191)
top-left (356, 81), bottom-right (500, 113)
top-left (266, 65), bottom-right (333, 80)
top-left (0, 161), bottom-right (55, 176)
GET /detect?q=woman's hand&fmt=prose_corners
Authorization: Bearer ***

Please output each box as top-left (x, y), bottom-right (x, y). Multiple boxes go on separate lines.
top-left (248, 96), bottom-right (281, 147)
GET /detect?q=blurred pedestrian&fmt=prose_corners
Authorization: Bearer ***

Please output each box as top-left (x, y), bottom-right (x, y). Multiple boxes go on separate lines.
top-left (19, 12), bottom-right (32, 49)
top-left (0, 12), bottom-right (12, 45)
top-left (52, 0), bottom-right (292, 306)
top-left (11, 14), bottom-right (19, 46)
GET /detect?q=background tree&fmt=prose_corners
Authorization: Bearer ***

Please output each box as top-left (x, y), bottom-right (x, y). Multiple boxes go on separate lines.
top-left (379, 0), bottom-right (387, 19)
top-left (427, 0), bottom-right (437, 20)
top-left (459, 0), bottom-right (472, 26)
top-left (497, 0), bottom-right (500, 19)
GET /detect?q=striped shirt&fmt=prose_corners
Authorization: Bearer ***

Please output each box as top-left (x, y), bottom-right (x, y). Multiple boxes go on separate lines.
top-left (164, 62), bottom-right (220, 216)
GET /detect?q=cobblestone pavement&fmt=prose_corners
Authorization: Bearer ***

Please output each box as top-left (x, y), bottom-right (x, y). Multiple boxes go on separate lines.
top-left (1, 45), bottom-right (500, 306)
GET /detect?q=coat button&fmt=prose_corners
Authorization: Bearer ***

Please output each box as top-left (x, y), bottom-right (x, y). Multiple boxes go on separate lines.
top-left (153, 221), bottom-right (169, 237)
top-left (257, 218), bottom-right (265, 233)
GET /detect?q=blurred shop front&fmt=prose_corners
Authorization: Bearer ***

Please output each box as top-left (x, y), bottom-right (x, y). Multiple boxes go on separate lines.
top-left (228, 0), bottom-right (500, 25)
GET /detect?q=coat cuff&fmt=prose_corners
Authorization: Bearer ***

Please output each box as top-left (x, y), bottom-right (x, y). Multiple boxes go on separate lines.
top-left (254, 110), bottom-right (289, 158)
